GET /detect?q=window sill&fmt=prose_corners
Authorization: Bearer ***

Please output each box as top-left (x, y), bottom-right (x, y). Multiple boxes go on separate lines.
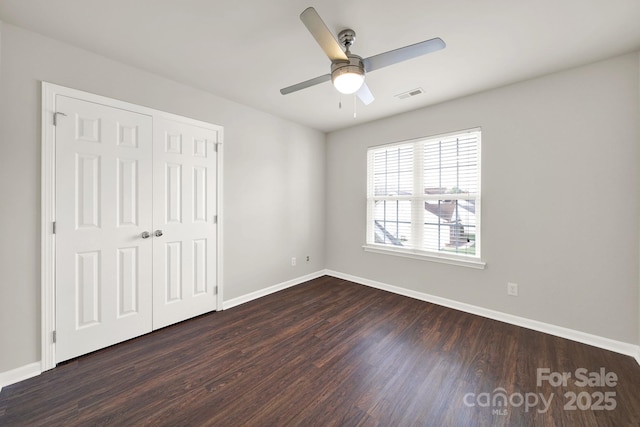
top-left (362, 244), bottom-right (486, 270)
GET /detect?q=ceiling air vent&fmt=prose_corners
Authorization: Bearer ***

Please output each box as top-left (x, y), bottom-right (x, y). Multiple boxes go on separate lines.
top-left (395, 88), bottom-right (424, 100)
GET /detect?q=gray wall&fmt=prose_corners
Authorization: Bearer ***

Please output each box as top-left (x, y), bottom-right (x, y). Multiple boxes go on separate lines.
top-left (0, 23), bottom-right (326, 373)
top-left (326, 53), bottom-right (640, 344)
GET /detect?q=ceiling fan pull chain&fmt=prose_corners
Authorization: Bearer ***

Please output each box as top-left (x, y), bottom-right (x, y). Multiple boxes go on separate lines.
top-left (353, 94), bottom-right (357, 118)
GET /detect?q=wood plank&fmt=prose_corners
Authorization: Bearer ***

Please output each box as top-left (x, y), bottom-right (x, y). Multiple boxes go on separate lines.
top-left (1, 276), bottom-right (639, 426)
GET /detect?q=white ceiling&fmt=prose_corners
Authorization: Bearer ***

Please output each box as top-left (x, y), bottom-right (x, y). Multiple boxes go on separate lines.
top-left (1, 0), bottom-right (639, 132)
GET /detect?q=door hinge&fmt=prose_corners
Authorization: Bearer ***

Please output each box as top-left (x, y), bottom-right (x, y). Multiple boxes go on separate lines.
top-left (213, 215), bottom-right (218, 224)
top-left (53, 112), bottom-right (67, 126)
top-left (213, 286), bottom-right (218, 295)
top-left (52, 221), bottom-right (56, 234)
top-left (52, 330), bottom-right (57, 343)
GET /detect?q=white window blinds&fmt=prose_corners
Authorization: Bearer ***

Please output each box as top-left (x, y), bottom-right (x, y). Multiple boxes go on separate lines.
top-left (367, 129), bottom-right (481, 259)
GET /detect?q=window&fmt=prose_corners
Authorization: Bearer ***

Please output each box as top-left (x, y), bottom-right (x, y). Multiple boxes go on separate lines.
top-left (365, 128), bottom-right (483, 268)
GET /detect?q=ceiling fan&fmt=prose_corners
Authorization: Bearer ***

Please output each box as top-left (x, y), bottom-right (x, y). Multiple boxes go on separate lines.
top-left (280, 7), bottom-right (446, 105)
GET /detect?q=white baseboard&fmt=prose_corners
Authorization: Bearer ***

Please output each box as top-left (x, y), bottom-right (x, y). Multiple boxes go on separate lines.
top-left (222, 270), bottom-right (326, 310)
top-left (0, 362), bottom-right (41, 394)
top-left (325, 270), bottom-right (640, 364)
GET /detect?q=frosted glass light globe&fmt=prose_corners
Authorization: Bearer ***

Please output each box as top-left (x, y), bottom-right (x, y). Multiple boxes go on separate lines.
top-left (332, 71), bottom-right (365, 94)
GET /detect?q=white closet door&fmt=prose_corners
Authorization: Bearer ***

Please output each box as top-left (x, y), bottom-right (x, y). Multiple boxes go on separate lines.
top-left (152, 117), bottom-right (218, 329)
top-left (55, 95), bottom-right (153, 362)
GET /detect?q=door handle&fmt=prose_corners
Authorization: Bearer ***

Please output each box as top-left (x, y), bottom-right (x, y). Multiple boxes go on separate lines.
top-left (141, 231), bottom-right (151, 239)
top-left (154, 230), bottom-right (163, 237)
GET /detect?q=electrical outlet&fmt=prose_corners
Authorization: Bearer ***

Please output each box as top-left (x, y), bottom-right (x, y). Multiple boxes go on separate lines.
top-left (291, 257), bottom-right (296, 266)
top-left (306, 256), bottom-right (310, 262)
top-left (507, 282), bottom-right (518, 296)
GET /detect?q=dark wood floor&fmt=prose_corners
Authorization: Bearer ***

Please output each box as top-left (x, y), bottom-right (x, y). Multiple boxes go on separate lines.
top-left (1, 276), bottom-right (639, 426)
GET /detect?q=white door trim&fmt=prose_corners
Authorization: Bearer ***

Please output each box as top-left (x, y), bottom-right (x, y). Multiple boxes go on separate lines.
top-left (41, 82), bottom-right (224, 371)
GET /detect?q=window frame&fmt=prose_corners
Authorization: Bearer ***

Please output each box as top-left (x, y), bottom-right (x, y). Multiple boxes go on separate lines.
top-left (364, 128), bottom-right (485, 269)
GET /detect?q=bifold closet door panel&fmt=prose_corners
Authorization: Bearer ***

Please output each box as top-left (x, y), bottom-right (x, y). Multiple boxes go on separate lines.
top-left (152, 116), bottom-right (219, 330)
top-left (55, 95), bottom-right (154, 363)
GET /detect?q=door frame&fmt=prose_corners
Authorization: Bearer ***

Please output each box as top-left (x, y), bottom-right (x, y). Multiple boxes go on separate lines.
top-left (41, 82), bottom-right (224, 371)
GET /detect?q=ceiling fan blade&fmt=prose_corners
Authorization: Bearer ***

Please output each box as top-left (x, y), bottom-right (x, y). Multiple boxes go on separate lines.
top-left (363, 37), bottom-right (446, 72)
top-left (280, 74), bottom-right (332, 95)
top-left (357, 82), bottom-right (375, 105)
top-left (300, 7), bottom-right (348, 62)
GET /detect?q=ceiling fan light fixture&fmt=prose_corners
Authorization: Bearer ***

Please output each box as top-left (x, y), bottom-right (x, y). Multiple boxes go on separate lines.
top-left (333, 71), bottom-right (364, 94)
top-left (331, 56), bottom-right (365, 94)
